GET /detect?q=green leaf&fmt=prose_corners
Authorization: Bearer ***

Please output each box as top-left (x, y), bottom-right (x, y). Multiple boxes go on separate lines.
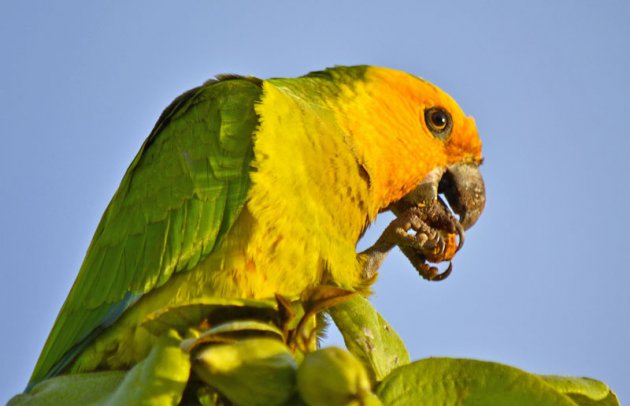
top-left (538, 375), bottom-right (619, 406)
top-left (97, 330), bottom-right (191, 406)
top-left (564, 392), bottom-right (620, 406)
top-left (8, 372), bottom-right (126, 406)
top-left (11, 330), bottom-right (191, 406)
top-left (329, 295), bottom-right (410, 383)
top-left (376, 358), bottom-right (582, 406)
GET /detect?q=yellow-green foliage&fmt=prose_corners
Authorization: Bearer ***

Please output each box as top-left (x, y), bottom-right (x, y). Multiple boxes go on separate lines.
top-left (11, 298), bottom-right (619, 405)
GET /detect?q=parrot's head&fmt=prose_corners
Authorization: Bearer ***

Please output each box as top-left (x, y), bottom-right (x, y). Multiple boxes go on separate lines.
top-left (332, 66), bottom-right (485, 227)
top-left (329, 65), bottom-right (485, 277)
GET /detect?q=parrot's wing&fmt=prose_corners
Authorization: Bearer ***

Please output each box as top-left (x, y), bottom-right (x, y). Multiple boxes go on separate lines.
top-left (29, 77), bottom-right (263, 387)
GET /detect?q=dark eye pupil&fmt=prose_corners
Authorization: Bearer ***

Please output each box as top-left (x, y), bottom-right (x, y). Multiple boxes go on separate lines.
top-left (424, 107), bottom-right (452, 139)
top-left (432, 112), bottom-right (447, 127)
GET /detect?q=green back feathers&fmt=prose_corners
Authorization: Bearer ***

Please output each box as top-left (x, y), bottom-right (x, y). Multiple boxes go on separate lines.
top-left (29, 76), bottom-right (262, 388)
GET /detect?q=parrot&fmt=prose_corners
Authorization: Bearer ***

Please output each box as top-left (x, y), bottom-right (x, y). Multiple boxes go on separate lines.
top-left (27, 65), bottom-right (485, 390)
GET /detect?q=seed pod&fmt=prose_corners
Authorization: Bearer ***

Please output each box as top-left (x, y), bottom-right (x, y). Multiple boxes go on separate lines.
top-left (297, 347), bottom-right (380, 406)
top-left (194, 338), bottom-right (297, 406)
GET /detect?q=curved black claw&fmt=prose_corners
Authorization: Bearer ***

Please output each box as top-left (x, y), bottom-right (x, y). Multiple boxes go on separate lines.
top-left (399, 246), bottom-right (454, 282)
top-left (428, 261), bottom-right (453, 281)
top-left (454, 222), bottom-right (465, 253)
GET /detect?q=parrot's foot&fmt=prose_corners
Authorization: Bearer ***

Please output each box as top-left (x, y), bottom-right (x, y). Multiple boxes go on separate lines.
top-left (376, 199), bottom-right (464, 281)
top-left (359, 198), bottom-right (465, 282)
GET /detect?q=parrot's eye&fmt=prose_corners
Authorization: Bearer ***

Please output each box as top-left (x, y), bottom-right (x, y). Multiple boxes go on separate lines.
top-left (424, 107), bottom-right (452, 140)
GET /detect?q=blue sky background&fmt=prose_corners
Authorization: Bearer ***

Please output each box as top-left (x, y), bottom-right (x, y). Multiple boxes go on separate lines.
top-left (1, 0), bottom-right (629, 403)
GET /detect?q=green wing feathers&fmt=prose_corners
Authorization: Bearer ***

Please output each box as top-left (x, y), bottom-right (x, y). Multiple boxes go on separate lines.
top-left (29, 77), bottom-right (263, 387)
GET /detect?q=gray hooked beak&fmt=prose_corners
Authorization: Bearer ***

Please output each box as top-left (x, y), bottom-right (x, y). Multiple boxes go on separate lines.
top-left (438, 163), bottom-right (486, 229)
top-left (394, 163), bottom-right (486, 230)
